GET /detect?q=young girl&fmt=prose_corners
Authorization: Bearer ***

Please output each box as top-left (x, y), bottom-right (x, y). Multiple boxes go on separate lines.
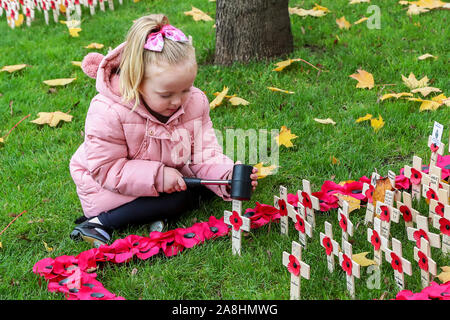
top-left (69, 14), bottom-right (258, 247)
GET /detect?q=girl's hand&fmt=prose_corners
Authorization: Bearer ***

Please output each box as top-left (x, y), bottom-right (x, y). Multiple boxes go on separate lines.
top-left (163, 167), bottom-right (187, 193)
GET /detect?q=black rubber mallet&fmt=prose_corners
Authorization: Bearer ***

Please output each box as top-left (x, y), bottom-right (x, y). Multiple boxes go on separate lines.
top-left (183, 164), bottom-right (254, 201)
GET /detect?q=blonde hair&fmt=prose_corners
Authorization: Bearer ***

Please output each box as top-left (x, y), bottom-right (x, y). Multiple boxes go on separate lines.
top-left (119, 14), bottom-right (196, 111)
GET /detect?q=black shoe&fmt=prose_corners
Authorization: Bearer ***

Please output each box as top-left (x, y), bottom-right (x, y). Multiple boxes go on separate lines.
top-left (70, 220), bottom-right (112, 248)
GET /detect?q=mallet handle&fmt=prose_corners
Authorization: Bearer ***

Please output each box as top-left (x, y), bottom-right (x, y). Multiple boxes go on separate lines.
top-left (183, 177), bottom-right (231, 187)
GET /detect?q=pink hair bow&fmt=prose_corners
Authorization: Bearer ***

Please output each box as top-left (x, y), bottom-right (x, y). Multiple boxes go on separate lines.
top-left (144, 24), bottom-right (189, 52)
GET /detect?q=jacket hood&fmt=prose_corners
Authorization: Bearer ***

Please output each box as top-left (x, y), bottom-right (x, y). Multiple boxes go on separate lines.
top-left (81, 42), bottom-right (128, 106)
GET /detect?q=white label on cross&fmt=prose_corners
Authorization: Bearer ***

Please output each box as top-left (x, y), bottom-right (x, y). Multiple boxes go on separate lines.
top-left (431, 121), bottom-right (443, 146)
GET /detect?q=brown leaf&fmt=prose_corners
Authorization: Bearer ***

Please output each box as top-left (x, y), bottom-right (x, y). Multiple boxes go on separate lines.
top-left (372, 177), bottom-right (393, 208)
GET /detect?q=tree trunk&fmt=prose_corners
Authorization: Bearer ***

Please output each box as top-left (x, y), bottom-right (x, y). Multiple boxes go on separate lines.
top-left (214, 0), bottom-right (293, 65)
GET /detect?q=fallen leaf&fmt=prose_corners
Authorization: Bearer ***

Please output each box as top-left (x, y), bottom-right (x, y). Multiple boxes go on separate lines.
top-left (314, 118), bottom-right (336, 125)
top-left (349, 69), bottom-right (374, 89)
top-left (336, 16), bottom-right (351, 29)
top-left (228, 96), bottom-right (250, 106)
top-left (267, 87), bottom-right (295, 94)
top-left (402, 73), bottom-right (429, 89)
top-left (71, 61), bottom-right (82, 67)
top-left (0, 242), bottom-right (2, 249)
top-left (209, 86), bottom-right (229, 109)
top-left (313, 4), bottom-right (331, 13)
top-left (356, 113), bottom-right (373, 123)
top-left (418, 53), bottom-right (438, 60)
top-left (410, 0), bottom-right (447, 9)
top-left (354, 17), bottom-right (369, 24)
top-left (43, 241), bottom-right (53, 252)
top-left (289, 7), bottom-right (327, 17)
top-left (276, 126), bottom-right (298, 148)
top-left (407, 4), bottom-right (430, 15)
top-left (337, 194), bottom-right (361, 213)
top-left (84, 43), bottom-right (104, 49)
top-left (350, 0), bottom-right (370, 3)
top-left (331, 156), bottom-right (340, 165)
top-left (1, 64), bottom-right (28, 73)
top-left (43, 78), bottom-right (76, 86)
top-left (407, 97), bottom-right (442, 112)
top-left (381, 92), bottom-right (413, 100)
top-left (253, 162), bottom-right (278, 179)
top-left (399, 1), bottom-right (410, 5)
top-left (31, 111), bottom-right (73, 127)
top-left (272, 58), bottom-right (302, 72)
top-left (352, 252), bottom-right (376, 267)
top-left (437, 266), bottom-right (450, 283)
top-left (370, 114), bottom-right (385, 132)
top-left (69, 28), bottom-right (82, 37)
top-left (411, 87), bottom-right (442, 97)
top-left (184, 6), bottom-right (213, 21)
top-left (372, 177), bottom-right (393, 208)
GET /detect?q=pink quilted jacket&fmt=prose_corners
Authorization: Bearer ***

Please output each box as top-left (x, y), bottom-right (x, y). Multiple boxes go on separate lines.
top-left (70, 42), bottom-right (234, 218)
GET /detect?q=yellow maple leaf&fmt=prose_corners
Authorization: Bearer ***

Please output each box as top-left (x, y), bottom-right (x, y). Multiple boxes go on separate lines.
top-left (373, 177), bottom-right (393, 209)
top-left (1, 64), bottom-right (28, 73)
top-left (349, 69), bottom-right (374, 89)
top-left (69, 28), bottom-right (82, 37)
top-left (370, 114), bottom-right (385, 132)
top-left (411, 87), bottom-right (442, 97)
top-left (336, 16), bottom-right (351, 29)
top-left (337, 194), bottom-right (361, 213)
top-left (84, 43), bottom-right (104, 49)
top-left (356, 113), bottom-right (373, 122)
top-left (267, 87), bottom-right (295, 94)
top-left (407, 4), bottom-right (430, 15)
top-left (71, 61), bottom-right (82, 67)
top-left (210, 86), bottom-right (229, 109)
top-left (272, 58), bottom-right (300, 72)
top-left (314, 118), bottom-right (336, 125)
top-left (381, 92), bottom-right (413, 100)
top-left (184, 6), bottom-right (213, 22)
top-left (43, 241), bottom-right (53, 253)
top-left (418, 53), bottom-right (438, 60)
top-left (437, 266), bottom-right (450, 283)
top-left (31, 111), bottom-right (73, 127)
top-left (253, 162), bottom-right (278, 179)
top-left (228, 96), bottom-right (250, 106)
top-left (402, 73), bottom-right (429, 89)
top-left (43, 78), bottom-right (76, 86)
top-left (410, 0), bottom-right (446, 8)
top-left (276, 126), bottom-right (298, 148)
top-left (354, 17), bottom-right (369, 24)
top-left (313, 4), bottom-right (331, 12)
top-left (289, 7), bottom-right (327, 17)
top-left (407, 97), bottom-right (442, 111)
top-left (352, 252), bottom-right (376, 267)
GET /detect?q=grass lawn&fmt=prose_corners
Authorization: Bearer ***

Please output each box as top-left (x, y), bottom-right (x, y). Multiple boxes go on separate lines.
top-left (0, 0), bottom-right (449, 300)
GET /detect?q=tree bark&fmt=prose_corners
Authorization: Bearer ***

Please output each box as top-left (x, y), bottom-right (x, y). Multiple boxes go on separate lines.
top-left (214, 0), bottom-right (293, 65)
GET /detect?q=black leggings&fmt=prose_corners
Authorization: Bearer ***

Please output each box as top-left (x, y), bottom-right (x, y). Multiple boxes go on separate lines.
top-left (95, 186), bottom-right (216, 230)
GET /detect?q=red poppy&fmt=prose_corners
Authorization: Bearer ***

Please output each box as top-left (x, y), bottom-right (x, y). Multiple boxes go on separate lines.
top-left (395, 174), bottom-right (410, 190)
top-left (430, 143), bottom-right (439, 153)
top-left (399, 205), bottom-right (413, 222)
top-left (174, 223), bottom-right (205, 249)
top-left (301, 192), bottom-right (312, 209)
top-left (32, 257), bottom-right (58, 280)
top-left (418, 251), bottom-right (429, 271)
top-left (230, 210), bottom-right (243, 231)
top-left (287, 193), bottom-right (299, 207)
top-left (322, 236), bottom-right (333, 256)
top-left (413, 229), bottom-right (429, 248)
top-left (436, 154), bottom-right (450, 180)
top-left (341, 181), bottom-right (366, 200)
top-left (370, 229), bottom-right (381, 251)
top-left (365, 185), bottom-right (374, 203)
top-left (295, 215), bottom-right (305, 233)
top-left (426, 189), bottom-right (439, 201)
top-left (76, 248), bottom-right (100, 272)
top-left (246, 202), bottom-right (280, 229)
top-left (76, 282), bottom-right (124, 300)
top-left (339, 214), bottom-right (348, 232)
top-left (204, 215), bottom-right (229, 239)
top-left (423, 282), bottom-right (450, 300)
top-left (379, 205), bottom-right (390, 222)
top-left (278, 199), bottom-right (287, 217)
top-left (439, 218), bottom-right (450, 236)
top-left (435, 202), bottom-right (445, 217)
top-left (341, 254), bottom-right (353, 276)
top-left (287, 254), bottom-right (301, 276)
top-left (410, 168), bottom-right (422, 185)
top-left (390, 252), bottom-right (403, 273)
top-left (396, 290), bottom-right (431, 300)
top-left (52, 255), bottom-right (79, 277)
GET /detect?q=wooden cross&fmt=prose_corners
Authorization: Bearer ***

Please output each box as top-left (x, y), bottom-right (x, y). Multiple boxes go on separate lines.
top-left (396, 191), bottom-right (420, 229)
top-left (291, 202), bottom-right (312, 248)
top-left (320, 221), bottom-right (340, 273)
top-left (403, 155), bottom-right (428, 200)
top-left (406, 214), bottom-right (441, 250)
top-left (363, 172), bottom-right (380, 225)
top-left (224, 200), bottom-right (250, 256)
top-left (337, 200), bottom-right (354, 248)
top-left (429, 188), bottom-right (449, 226)
top-left (432, 204), bottom-right (450, 254)
top-left (387, 169), bottom-right (401, 203)
top-left (375, 194), bottom-right (400, 241)
top-left (298, 179), bottom-right (320, 228)
top-left (384, 237), bottom-right (412, 290)
top-left (428, 133), bottom-right (445, 167)
top-left (339, 239), bottom-right (360, 299)
top-left (282, 241), bottom-right (310, 300)
top-left (414, 237), bottom-right (437, 288)
top-left (422, 164), bottom-right (442, 200)
top-left (274, 185), bottom-right (289, 235)
top-left (367, 217), bottom-right (388, 267)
